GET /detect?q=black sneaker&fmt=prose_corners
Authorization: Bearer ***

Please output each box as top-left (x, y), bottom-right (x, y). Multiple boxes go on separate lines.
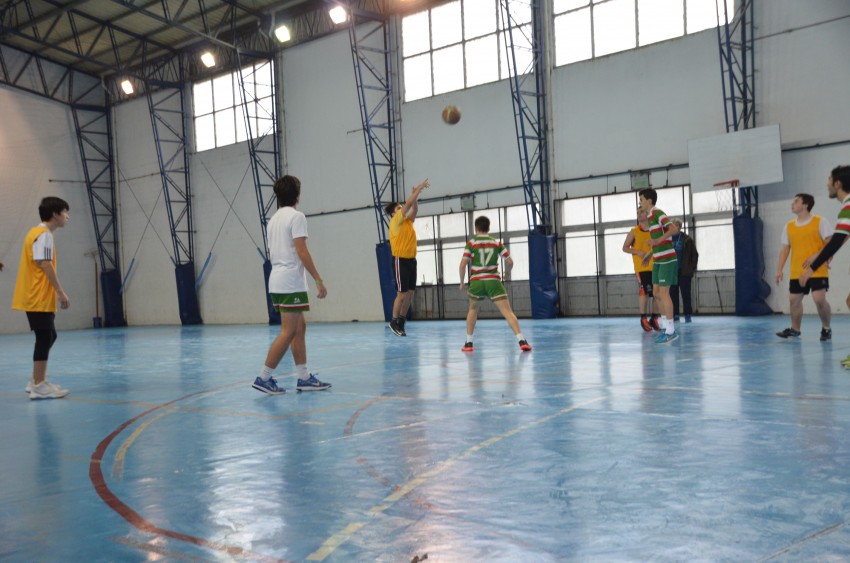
top-left (388, 320), bottom-right (403, 336)
top-left (820, 328), bottom-right (832, 342)
top-left (776, 328), bottom-right (801, 338)
top-left (462, 341), bottom-right (474, 352)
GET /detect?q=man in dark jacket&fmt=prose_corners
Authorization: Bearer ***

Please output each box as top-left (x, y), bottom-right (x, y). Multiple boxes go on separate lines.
top-left (670, 218), bottom-right (698, 322)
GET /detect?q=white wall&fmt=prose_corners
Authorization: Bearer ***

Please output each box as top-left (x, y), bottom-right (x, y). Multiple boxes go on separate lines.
top-left (2, 0), bottom-right (849, 331)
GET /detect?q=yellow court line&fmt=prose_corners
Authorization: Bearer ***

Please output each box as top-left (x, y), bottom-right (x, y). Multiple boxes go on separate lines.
top-left (306, 395), bottom-right (606, 561)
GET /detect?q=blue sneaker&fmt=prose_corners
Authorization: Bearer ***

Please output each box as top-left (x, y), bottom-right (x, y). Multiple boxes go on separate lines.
top-left (252, 376), bottom-right (285, 395)
top-left (297, 374), bottom-right (331, 392)
top-left (654, 331), bottom-right (679, 344)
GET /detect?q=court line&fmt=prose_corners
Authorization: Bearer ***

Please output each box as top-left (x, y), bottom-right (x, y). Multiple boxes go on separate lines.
top-left (759, 519), bottom-right (848, 561)
top-left (306, 395), bottom-right (606, 561)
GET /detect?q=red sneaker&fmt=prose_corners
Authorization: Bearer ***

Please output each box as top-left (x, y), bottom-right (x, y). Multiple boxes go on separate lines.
top-left (518, 340), bottom-right (532, 351)
top-left (640, 316), bottom-right (652, 332)
top-left (462, 342), bottom-right (474, 352)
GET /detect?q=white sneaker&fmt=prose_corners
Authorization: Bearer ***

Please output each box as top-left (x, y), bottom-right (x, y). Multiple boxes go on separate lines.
top-left (26, 380), bottom-right (68, 394)
top-left (25, 380), bottom-right (34, 393)
top-left (29, 381), bottom-right (70, 400)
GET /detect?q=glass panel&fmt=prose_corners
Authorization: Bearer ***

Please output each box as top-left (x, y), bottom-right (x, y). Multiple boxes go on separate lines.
top-left (638, 0), bottom-right (684, 46)
top-left (594, 0), bottom-right (636, 57)
top-left (601, 192), bottom-right (639, 223)
top-left (442, 242), bottom-right (466, 284)
top-left (404, 53), bottom-right (432, 101)
top-left (212, 74), bottom-right (234, 109)
top-left (506, 204), bottom-right (530, 231)
top-left (464, 0), bottom-right (497, 39)
top-left (193, 80), bottom-right (213, 115)
top-left (553, 0), bottom-right (589, 14)
top-left (687, 0), bottom-right (734, 34)
top-left (603, 226), bottom-right (634, 275)
top-left (417, 244), bottom-right (439, 284)
top-left (194, 114), bottom-right (215, 152)
top-left (256, 100), bottom-right (275, 137)
top-left (473, 209), bottom-right (502, 238)
top-left (692, 221), bottom-right (734, 269)
top-left (561, 198), bottom-right (596, 227)
top-left (440, 212), bottom-right (469, 238)
top-left (507, 236), bottom-right (529, 280)
top-left (431, 1), bottom-right (462, 49)
top-left (652, 186), bottom-right (687, 218)
top-left (214, 107), bottom-right (236, 147)
top-left (564, 231), bottom-right (598, 277)
top-left (465, 34), bottom-right (499, 87)
top-left (433, 45), bottom-right (465, 95)
top-left (402, 12), bottom-right (431, 56)
top-left (500, 24), bottom-right (532, 79)
top-left (414, 215), bottom-right (438, 241)
top-left (235, 106), bottom-right (249, 143)
top-left (555, 9), bottom-right (592, 66)
top-left (505, 0), bottom-right (532, 26)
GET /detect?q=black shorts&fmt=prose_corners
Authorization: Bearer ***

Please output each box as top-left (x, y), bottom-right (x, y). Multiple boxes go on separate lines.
top-left (790, 277), bottom-right (828, 295)
top-left (26, 312), bottom-right (56, 331)
top-left (638, 271), bottom-right (653, 296)
top-left (393, 257), bottom-right (417, 293)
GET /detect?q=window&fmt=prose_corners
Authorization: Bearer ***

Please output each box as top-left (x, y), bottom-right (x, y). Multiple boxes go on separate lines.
top-left (401, 0), bottom-right (532, 101)
top-left (192, 61), bottom-right (275, 152)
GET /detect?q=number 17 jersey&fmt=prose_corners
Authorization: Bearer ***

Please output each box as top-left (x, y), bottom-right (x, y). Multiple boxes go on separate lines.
top-left (464, 235), bottom-right (509, 280)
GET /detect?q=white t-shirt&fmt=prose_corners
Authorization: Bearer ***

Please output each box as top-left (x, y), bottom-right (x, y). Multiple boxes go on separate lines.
top-left (32, 225), bottom-right (54, 261)
top-left (267, 206), bottom-right (309, 294)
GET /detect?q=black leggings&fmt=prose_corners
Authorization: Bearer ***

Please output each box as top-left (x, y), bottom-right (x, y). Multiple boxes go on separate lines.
top-left (26, 312), bottom-right (57, 362)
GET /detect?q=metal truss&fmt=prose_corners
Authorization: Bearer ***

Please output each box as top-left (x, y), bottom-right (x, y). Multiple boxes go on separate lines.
top-left (717, 0), bottom-right (756, 217)
top-left (498, 0), bottom-right (551, 233)
top-left (346, 5), bottom-right (397, 243)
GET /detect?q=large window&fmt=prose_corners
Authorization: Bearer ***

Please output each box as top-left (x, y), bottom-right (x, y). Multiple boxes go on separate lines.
top-left (554, 0), bottom-right (735, 66)
top-left (193, 61), bottom-right (275, 152)
top-left (401, 0), bottom-right (531, 101)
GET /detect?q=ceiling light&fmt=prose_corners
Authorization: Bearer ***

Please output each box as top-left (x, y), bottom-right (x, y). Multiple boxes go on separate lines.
top-left (274, 24), bottom-right (291, 43)
top-left (329, 6), bottom-right (348, 24)
top-left (200, 51), bottom-right (216, 68)
top-left (121, 79), bottom-right (134, 95)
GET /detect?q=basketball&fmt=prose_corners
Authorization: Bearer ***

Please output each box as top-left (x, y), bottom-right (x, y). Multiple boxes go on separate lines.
top-left (442, 105), bottom-right (461, 125)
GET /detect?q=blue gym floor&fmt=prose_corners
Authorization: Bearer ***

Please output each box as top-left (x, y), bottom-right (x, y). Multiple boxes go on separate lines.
top-left (2, 316), bottom-right (850, 562)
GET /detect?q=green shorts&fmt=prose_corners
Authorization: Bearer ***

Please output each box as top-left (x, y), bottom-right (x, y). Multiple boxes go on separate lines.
top-left (468, 279), bottom-right (508, 302)
top-left (652, 261), bottom-right (678, 287)
top-left (270, 292), bottom-right (309, 312)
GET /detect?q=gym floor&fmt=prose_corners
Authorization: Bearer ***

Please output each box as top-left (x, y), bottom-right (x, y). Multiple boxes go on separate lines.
top-left (2, 315), bottom-right (849, 562)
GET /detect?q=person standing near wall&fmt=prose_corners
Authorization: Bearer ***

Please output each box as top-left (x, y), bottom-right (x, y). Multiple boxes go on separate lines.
top-left (670, 218), bottom-right (699, 323)
top-left (12, 196), bottom-right (72, 400)
top-left (622, 208), bottom-right (659, 331)
top-left (252, 175), bottom-right (331, 395)
top-left (638, 188), bottom-right (679, 344)
top-left (384, 179), bottom-right (429, 337)
top-left (775, 193), bottom-right (833, 341)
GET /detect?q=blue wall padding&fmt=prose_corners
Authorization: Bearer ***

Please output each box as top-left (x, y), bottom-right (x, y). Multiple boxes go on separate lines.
top-left (100, 269), bottom-right (126, 327)
top-left (733, 215), bottom-right (773, 316)
top-left (175, 262), bottom-right (203, 325)
top-left (263, 259), bottom-right (281, 326)
top-left (528, 231), bottom-right (559, 319)
top-left (376, 242), bottom-right (396, 322)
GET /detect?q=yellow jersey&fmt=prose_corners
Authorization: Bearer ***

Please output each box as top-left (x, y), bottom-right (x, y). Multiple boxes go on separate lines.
top-left (389, 211), bottom-right (416, 259)
top-left (12, 225), bottom-right (57, 312)
top-left (630, 225), bottom-right (653, 273)
top-left (787, 216), bottom-right (828, 279)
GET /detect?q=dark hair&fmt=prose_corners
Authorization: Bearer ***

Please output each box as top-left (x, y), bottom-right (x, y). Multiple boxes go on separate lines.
top-left (384, 202), bottom-right (399, 217)
top-left (638, 188), bottom-right (657, 205)
top-left (273, 175), bottom-right (301, 208)
top-left (795, 193), bottom-right (814, 212)
top-left (39, 197), bottom-right (69, 221)
top-left (832, 166), bottom-right (850, 192)
top-left (474, 216), bottom-right (490, 233)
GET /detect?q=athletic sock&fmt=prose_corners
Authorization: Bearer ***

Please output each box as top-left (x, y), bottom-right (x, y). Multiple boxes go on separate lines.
top-left (296, 364), bottom-right (309, 380)
top-left (467, 334), bottom-right (474, 342)
top-left (666, 318), bottom-right (675, 334)
top-left (516, 333), bottom-right (525, 342)
top-left (259, 365), bottom-right (274, 381)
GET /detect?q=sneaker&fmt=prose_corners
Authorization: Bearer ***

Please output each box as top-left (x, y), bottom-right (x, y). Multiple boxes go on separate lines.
top-left (650, 316), bottom-right (661, 331)
top-left (25, 379), bottom-right (33, 393)
top-left (640, 317), bottom-right (652, 332)
top-left (26, 380), bottom-right (67, 394)
top-left (29, 381), bottom-right (70, 400)
top-left (654, 331), bottom-right (679, 344)
top-left (252, 376), bottom-right (285, 395)
top-left (518, 340), bottom-right (532, 351)
top-left (674, 315), bottom-right (680, 322)
top-left (820, 328), bottom-right (832, 342)
top-left (388, 320), bottom-right (404, 336)
top-left (297, 374), bottom-right (331, 391)
top-left (684, 315), bottom-right (692, 323)
top-left (398, 317), bottom-right (408, 336)
top-left (462, 342), bottom-right (474, 352)
top-left (776, 328), bottom-right (801, 339)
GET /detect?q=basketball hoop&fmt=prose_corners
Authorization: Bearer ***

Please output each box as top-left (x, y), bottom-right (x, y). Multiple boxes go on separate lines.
top-left (713, 179), bottom-right (740, 189)
top-left (711, 179), bottom-right (739, 212)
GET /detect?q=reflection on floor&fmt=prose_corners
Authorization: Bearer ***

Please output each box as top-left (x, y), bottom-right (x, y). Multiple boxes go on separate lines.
top-left (2, 316), bottom-right (850, 561)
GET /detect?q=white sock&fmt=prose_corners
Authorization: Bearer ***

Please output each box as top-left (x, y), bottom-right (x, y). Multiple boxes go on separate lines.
top-left (296, 364), bottom-right (309, 380)
top-left (516, 333), bottom-right (525, 342)
top-left (467, 334), bottom-right (474, 342)
top-left (666, 318), bottom-right (675, 334)
top-left (260, 365), bottom-right (274, 381)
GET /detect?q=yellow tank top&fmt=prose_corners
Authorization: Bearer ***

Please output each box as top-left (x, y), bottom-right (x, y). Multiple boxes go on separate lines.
top-left (389, 211), bottom-right (417, 259)
top-left (788, 216), bottom-right (828, 279)
top-left (631, 225), bottom-right (653, 273)
top-left (12, 225), bottom-right (57, 312)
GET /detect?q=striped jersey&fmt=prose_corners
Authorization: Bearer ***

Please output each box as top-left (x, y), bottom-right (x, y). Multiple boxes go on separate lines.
top-left (647, 207), bottom-right (676, 263)
top-left (836, 194), bottom-right (850, 236)
top-left (463, 235), bottom-right (509, 280)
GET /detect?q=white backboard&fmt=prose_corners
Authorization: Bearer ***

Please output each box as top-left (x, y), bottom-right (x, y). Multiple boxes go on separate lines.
top-left (687, 124), bottom-right (784, 192)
